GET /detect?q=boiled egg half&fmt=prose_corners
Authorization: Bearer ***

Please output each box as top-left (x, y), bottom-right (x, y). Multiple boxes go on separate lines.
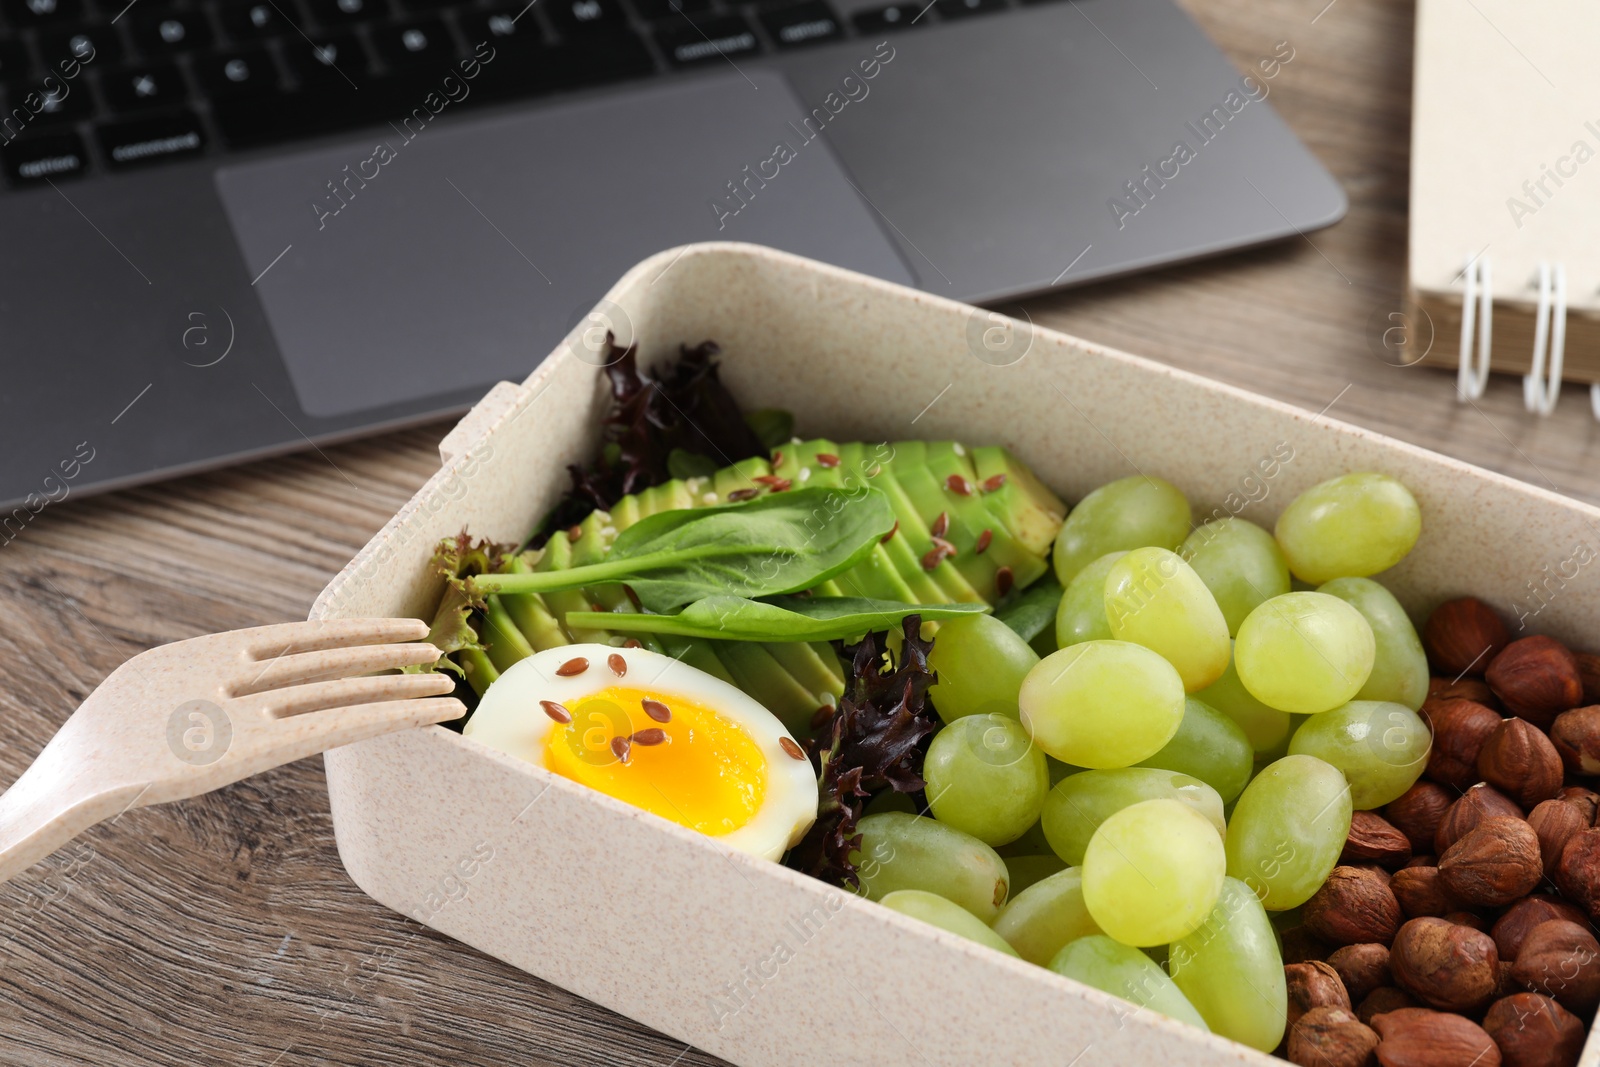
top-left (463, 643), bottom-right (819, 861)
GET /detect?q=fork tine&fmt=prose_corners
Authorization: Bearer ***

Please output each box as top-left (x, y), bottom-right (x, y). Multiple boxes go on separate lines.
top-left (231, 642), bottom-right (443, 697)
top-left (245, 671), bottom-right (456, 719)
top-left (268, 697), bottom-right (467, 760)
top-left (240, 618), bottom-right (431, 661)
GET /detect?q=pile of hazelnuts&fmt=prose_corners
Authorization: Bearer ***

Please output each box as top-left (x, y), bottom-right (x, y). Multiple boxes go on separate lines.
top-left (1281, 597), bottom-right (1600, 1067)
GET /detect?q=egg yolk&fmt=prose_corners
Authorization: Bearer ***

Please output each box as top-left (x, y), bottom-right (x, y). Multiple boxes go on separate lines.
top-left (541, 686), bottom-right (768, 837)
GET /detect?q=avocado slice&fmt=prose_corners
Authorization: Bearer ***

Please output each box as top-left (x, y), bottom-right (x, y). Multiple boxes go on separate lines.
top-left (609, 493), bottom-right (640, 532)
top-left (865, 453), bottom-right (985, 604)
top-left (714, 640), bottom-right (821, 736)
top-left (713, 456), bottom-right (772, 501)
top-left (532, 531), bottom-right (611, 643)
top-left (498, 555), bottom-right (569, 651)
top-left (835, 441), bottom-right (948, 605)
top-left (764, 640), bottom-right (846, 708)
top-left (920, 441), bottom-right (1049, 597)
top-left (972, 445), bottom-right (1068, 557)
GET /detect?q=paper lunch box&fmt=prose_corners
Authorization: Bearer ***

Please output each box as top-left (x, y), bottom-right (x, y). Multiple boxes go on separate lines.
top-left (311, 242), bottom-right (1600, 1067)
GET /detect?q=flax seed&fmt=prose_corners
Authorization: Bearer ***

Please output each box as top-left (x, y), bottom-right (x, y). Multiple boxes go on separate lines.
top-left (728, 487), bottom-right (758, 502)
top-left (642, 698), bottom-right (672, 723)
top-left (771, 449), bottom-right (784, 468)
top-left (632, 728), bottom-right (666, 746)
top-left (768, 478), bottom-right (792, 492)
top-left (996, 566), bottom-right (1014, 597)
top-left (946, 474), bottom-right (974, 496)
top-left (607, 653), bottom-right (627, 677)
top-left (556, 657), bottom-right (589, 676)
top-left (623, 585), bottom-right (642, 610)
top-left (810, 705), bottom-right (837, 730)
top-left (540, 700), bottom-right (572, 724)
top-left (975, 529), bottom-right (993, 554)
top-left (753, 474), bottom-right (785, 486)
top-left (930, 511), bottom-right (949, 539)
top-left (567, 525), bottom-right (583, 541)
top-left (982, 473), bottom-right (1008, 492)
top-left (623, 638), bottom-right (643, 649)
top-left (779, 737), bottom-right (807, 761)
top-left (816, 453), bottom-right (840, 468)
top-left (881, 520), bottom-right (899, 544)
top-left (610, 735), bottom-right (631, 764)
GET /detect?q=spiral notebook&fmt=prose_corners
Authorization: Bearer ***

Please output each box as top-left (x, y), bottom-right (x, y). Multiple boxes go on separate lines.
top-left (1407, 0), bottom-right (1600, 415)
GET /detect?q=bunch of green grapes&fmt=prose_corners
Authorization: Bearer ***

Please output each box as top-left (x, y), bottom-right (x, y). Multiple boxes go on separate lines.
top-left (854, 468), bottom-right (1428, 1055)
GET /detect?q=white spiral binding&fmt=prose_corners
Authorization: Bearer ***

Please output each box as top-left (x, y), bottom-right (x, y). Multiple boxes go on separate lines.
top-left (1457, 253), bottom-right (1492, 400)
top-left (1522, 261), bottom-right (1567, 416)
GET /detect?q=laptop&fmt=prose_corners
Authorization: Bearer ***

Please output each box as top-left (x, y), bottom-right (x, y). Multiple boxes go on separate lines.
top-left (0, 0), bottom-right (1344, 511)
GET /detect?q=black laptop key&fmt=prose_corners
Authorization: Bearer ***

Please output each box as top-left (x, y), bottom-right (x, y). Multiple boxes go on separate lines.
top-left (758, 1), bottom-right (840, 48)
top-left (630, 0), bottom-right (710, 21)
top-left (0, 37), bottom-right (33, 85)
top-left (216, 0), bottom-right (297, 41)
top-left (934, 0), bottom-right (1004, 17)
top-left (194, 47), bottom-right (278, 97)
top-left (30, 79), bottom-right (92, 121)
top-left (96, 109), bottom-right (205, 167)
top-left (1, 0), bottom-right (81, 27)
top-left (656, 14), bottom-right (757, 66)
top-left (303, 0), bottom-right (383, 25)
top-left (38, 26), bottom-right (123, 66)
top-left (131, 10), bottom-right (214, 53)
top-left (1, 130), bottom-right (87, 183)
top-left (457, 5), bottom-right (541, 53)
top-left (99, 61), bottom-right (188, 112)
top-left (547, 0), bottom-right (627, 37)
top-left (370, 17), bottom-right (451, 69)
top-left (283, 31), bottom-right (368, 85)
top-left (850, 3), bottom-right (927, 31)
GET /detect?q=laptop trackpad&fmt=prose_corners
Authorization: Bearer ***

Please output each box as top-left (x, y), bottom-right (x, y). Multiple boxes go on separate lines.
top-left (215, 70), bottom-right (915, 418)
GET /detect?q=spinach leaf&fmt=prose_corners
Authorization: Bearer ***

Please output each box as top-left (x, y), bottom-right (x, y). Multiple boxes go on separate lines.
top-left (567, 595), bottom-right (987, 642)
top-left (993, 574), bottom-right (1063, 642)
top-left (472, 486), bottom-right (895, 613)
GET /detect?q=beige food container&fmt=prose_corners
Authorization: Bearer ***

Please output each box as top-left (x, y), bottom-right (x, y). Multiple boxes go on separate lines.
top-left (311, 242), bottom-right (1600, 1067)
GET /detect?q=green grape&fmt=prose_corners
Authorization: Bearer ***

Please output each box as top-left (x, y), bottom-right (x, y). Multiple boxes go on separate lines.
top-left (851, 812), bottom-right (1010, 921)
top-left (1288, 700), bottom-right (1430, 808)
top-left (1135, 698), bottom-right (1254, 803)
top-left (1019, 641), bottom-right (1185, 768)
top-left (1181, 518), bottom-right (1291, 635)
top-left (1055, 551), bottom-right (1126, 648)
top-left (1041, 767), bottom-right (1225, 865)
top-left (1225, 754), bottom-right (1352, 910)
top-left (862, 789), bottom-right (917, 817)
top-left (1275, 472), bottom-right (1422, 584)
top-left (997, 818), bottom-right (1053, 857)
top-left (927, 613), bottom-right (1040, 723)
top-left (1105, 547), bottom-right (1230, 692)
top-left (878, 890), bottom-right (1020, 956)
top-left (1004, 853), bottom-right (1068, 895)
top-left (1081, 798), bottom-right (1226, 945)
top-left (1318, 577), bottom-right (1429, 711)
top-left (925, 714), bottom-right (1049, 846)
top-left (1195, 646), bottom-right (1293, 756)
top-left (1234, 592), bottom-right (1375, 714)
top-left (1053, 475), bottom-right (1191, 586)
top-left (1168, 877), bottom-right (1287, 1051)
top-left (993, 866), bottom-right (1100, 965)
top-left (1049, 935), bottom-right (1209, 1031)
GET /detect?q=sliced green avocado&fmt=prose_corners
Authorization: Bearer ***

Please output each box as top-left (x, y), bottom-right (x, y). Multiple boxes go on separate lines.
top-left (921, 441), bottom-right (1048, 597)
top-left (609, 493), bottom-right (640, 532)
top-left (498, 555), bottom-right (569, 651)
top-left (715, 640), bottom-right (821, 736)
top-left (972, 445), bottom-right (1067, 557)
top-left (713, 456), bottom-right (772, 501)
top-left (835, 441), bottom-right (947, 605)
top-left (532, 532), bottom-right (611, 643)
top-left (875, 443), bottom-right (985, 604)
top-left (764, 640), bottom-right (845, 709)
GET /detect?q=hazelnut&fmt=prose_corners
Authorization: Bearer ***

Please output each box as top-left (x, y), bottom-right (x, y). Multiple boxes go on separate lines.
top-left (1389, 916), bottom-right (1500, 1012)
top-left (1443, 911), bottom-right (1488, 932)
top-left (1423, 597), bottom-right (1510, 676)
top-left (1289, 1006), bottom-right (1379, 1067)
top-left (1486, 636), bottom-right (1583, 730)
top-left (1553, 828), bottom-right (1600, 919)
top-left (1385, 782), bottom-right (1455, 855)
top-left (1343, 811), bottom-right (1414, 870)
top-left (1550, 706), bottom-right (1600, 776)
top-left (1329, 943), bottom-right (1392, 1004)
top-left (1425, 700), bottom-right (1505, 791)
top-left (1511, 919), bottom-right (1600, 1014)
top-left (1437, 816), bottom-right (1544, 906)
top-left (1435, 784), bottom-right (1524, 855)
top-left (1575, 650), bottom-right (1600, 705)
top-left (1305, 867), bottom-right (1404, 946)
top-left (1286, 960), bottom-right (1353, 1027)
top-left (1403, 854), bottom-right (1436, 868)
top-left (1428, 675), bottom-right (1501, 710)
top-left (1477, 718), bottom-right (1565, 808)
top-left (1369, 1007), bottom-right (1500, 1067)
top-left (1355, 986), bottom-right (1416, 1025)
top-left (1528, 799), bottom-right (1588, 878)
top-left (1482, 992), bottom-right (1585, 1067)
top-left (1558, 785), bottom-right (1600, 825)
top-left (1390, 866), bottom-right (1462, 919)
top-left (1491, 895), bottom-right (1590, 961)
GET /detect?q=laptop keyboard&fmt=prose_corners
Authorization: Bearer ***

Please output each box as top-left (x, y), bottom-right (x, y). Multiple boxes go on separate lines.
top-left (0, 0), bottom-right (1043, 186)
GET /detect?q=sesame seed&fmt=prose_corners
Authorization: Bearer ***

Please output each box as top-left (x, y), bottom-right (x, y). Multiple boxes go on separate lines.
top-left (702, 492), bottom-right (718, 505)
top-left (610, 735), bottom-right (632, 764)
top-left (996, 566), bottom-right (1014, 596)
top-left (632, 728), bottom-right (667, 746)
top-left (975, 529), bottom-right (993, 554)
top-left (540, 700), bottom-right (572, 724)
top-left (601, 526), bottom-right (617, 539)
top-left (952, 443), bottom-right (966, 456)
top-left (642, 699), bottom-right (672, 723)
top-left (790, 436), bottom-right (803, 445)
top-left (607, 653), bottom-right (627, 677)
top-left (779, 737), bottom-right (807, 761)
top-left (798, 467), bottom-right (811, 482)
top-left (556, 657), bottom-right (589, 677)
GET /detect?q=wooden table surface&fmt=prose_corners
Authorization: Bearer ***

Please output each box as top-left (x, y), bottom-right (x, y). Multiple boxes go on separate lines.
top-left (5, 1), bottom-right (1595, 1064)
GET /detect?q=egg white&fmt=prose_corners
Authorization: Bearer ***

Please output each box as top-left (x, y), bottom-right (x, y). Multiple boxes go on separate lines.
top-left (463, 643), bottom-right (820, 862)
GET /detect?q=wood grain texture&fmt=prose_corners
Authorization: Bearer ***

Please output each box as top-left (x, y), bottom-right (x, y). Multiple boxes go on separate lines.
top-left (2, 1), bottom-right (1594, 1064)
